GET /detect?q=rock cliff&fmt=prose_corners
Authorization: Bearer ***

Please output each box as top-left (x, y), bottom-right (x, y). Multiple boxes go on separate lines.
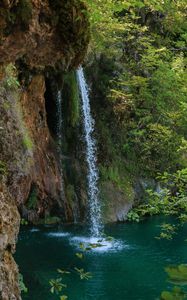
top-left (0, 0), bottom-right (89, 298)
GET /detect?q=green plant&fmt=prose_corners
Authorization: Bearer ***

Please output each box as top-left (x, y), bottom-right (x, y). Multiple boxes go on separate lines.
top-left (74, 267), bottom-right (92, 280)
top-left (160, 265), bottom-right (187, 299)
top-left (161, 286), bottom-right (187, 300)
top-left (49, 237), bottom-right (113, 299)
top-left (49, 278), bottom-right (67, 295)
top-left (20, 219), bottom-right (28, 225)
top-left (156, 223), bottom-right (177, 241)
top-left (5, 64), bottom-right (20, 89)
top-left (127, 211), bottom-right (140, 222)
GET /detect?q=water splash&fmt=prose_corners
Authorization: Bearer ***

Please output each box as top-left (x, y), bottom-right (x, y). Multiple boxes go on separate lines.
top-left (77, 67), bottom-right (103, 237)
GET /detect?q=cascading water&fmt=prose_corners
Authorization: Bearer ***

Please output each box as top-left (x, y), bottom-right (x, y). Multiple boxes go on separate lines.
top-left (77, 67), bottom-right (103, 237)
top-left (56, 89), bottom-right (66, 207)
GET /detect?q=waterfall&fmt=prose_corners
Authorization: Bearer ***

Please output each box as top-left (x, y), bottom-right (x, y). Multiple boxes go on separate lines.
top-left (56, 89), bottom-right (66, 209)
top-left (56, 90), bottom-right (63, 149)
top-left (77, 67), bottom-right (103, 237)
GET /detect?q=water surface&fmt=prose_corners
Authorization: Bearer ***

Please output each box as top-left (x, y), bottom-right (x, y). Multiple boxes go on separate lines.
top-left (15, 216), bottom-right (187, 300)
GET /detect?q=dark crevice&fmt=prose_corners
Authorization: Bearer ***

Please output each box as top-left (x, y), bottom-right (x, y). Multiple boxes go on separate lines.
top-left (44, 78), bottom-right (59, 139)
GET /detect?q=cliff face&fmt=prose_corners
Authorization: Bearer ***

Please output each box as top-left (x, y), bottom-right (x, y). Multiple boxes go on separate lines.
top-left (0, 0), bottom-right (89, 69)
top-left (0, 0), bottom-right (89, 298)
top-left (0, 184), bottom-right (20, 300)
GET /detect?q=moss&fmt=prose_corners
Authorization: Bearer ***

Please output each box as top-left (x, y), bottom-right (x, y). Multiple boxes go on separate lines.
top-left (64, 71), bottom-right (80, 127)
top-left (43, 216), bottom-right (61, 225)
top-left (66, 184), bottom-right (75, 205)
top-left (27, 186), bottom-right (38, 210)
top-left (100, 163), bottom-right (134, 199)
top-left (22, 134), bottom-right (33, 150)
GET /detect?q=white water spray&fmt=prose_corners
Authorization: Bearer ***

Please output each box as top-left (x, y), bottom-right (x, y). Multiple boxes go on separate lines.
top-left (77, 67), bottom-right (103, 237)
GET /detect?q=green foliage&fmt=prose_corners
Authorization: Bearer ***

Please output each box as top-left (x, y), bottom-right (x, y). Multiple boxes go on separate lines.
top-left (127, 211), bottom-right (140, 222)
top-left (18, 273), bottom-right (28, 294)
top-left (86, 0), bottom-right (187, 185)
top-left (4, 64), bottom-right (20, 89)
top-left (156, 223), bottom-right (177, 241)
top-left (160, 265), bottom-right (187, 299)
top-left (20, 218), bottom-right (28, 225)
top-left (57, 269), bottom-right (70, 275)
top-left (75, 252), bottom-right (84, 259)
top-left (60, 296), bottom-right (68, 300)
top-left (74, 267), bottom-right (92, 280)
top-left (127, 168), bottom-right (187, 225)
top-left (161, 286), bottom-right (187, 300)
top-left (165, 265), bottom-right (187, 285)
top-left (100, 165), bottom-right (121, 186)
top-left (49, 278), bottom-right (67, 295)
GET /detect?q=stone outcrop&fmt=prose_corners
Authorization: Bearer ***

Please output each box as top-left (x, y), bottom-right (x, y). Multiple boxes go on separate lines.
top-left (0, 0), bottom-right (90, 69)
top-left (0, 183), bottom-right (20, 300)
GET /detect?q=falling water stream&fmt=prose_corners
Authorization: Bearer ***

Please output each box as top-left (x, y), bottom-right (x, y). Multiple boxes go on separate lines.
top-left (77, 67), bottom-right (103, 237)
top-left (56, 89), bottom-right (66, 207)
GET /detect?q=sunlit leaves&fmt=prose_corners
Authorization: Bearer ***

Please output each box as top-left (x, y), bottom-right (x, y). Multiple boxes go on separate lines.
top-left (75, 252), bottom-right (84, 259)
top-left (49, 278), bottom-right (67, 295)
top-left (60, 296), bottom-right (68, 300)
top-left (57, 269), bottom-right (70, 275)
top-left (156, 223), bottom-right (177, 240)
top-left (160, 265), bottom-right (187, 299)
top-left (165, 265), bottom-right (187, 285)
top-left (161, 286), bottom-right (187, 300)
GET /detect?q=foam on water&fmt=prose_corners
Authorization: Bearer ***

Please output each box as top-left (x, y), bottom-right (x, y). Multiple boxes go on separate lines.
top-left (30, 228), bottom-right (40, 232)
top-left (70, 236), bottom-right (126, 253)
top-left (47, 232), bottom-right (70, 238)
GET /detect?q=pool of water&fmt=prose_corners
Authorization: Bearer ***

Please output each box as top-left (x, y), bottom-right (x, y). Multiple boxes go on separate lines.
top-left (15, 216), bottom-right (187, 300)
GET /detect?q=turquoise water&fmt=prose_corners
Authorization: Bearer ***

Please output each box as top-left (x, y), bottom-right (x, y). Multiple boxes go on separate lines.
top-left (15, 217), bottom-right (187, 300)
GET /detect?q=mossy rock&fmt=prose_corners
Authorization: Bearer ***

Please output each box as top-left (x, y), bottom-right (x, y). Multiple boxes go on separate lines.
top-left (0, 0), bottom-right (32, 37)
top-left (44, 216), bottom-right (61, 225)
top-left (63, 71), bottom-right (80, 127)
top-left (49, 0), bottom-right (90, 65)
